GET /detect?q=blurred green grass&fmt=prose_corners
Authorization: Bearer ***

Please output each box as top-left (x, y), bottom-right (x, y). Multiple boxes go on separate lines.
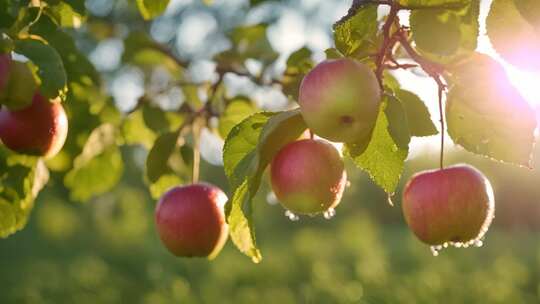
top-left (1, 148), bottom-right (540, 303)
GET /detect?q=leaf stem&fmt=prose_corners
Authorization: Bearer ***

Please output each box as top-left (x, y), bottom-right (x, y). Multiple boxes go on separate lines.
top-left (438, 86), bottom-right (445, 169)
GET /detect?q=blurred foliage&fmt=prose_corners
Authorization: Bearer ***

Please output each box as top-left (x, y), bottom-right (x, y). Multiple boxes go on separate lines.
top-left (1, 147), bottom-right (540, 303)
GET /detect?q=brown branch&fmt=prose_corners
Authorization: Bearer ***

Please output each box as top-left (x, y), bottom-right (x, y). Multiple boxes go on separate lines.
top-left (384, 63), bottom-right (418, 70)
top-left (396, 30), bottom-right (445, 88)
top-left (374, 2), bottom-right (400, 90)
top-left (396, 30), bottom-right (447, 168)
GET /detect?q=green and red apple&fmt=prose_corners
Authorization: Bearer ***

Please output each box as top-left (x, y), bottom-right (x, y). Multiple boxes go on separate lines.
top-left (0, 92), bottom-right (68, 158)
top-left (299, 58), bottom-right (381, 143)
top-left (402, 165), bottom-right (495, 246)
top-left (155, 183), bottom-right (229, 259)
top-left (271, 139), bottom-right (347, 215)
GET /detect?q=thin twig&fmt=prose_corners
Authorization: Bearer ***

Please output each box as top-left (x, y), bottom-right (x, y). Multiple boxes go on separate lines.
top-left (374, 2), bottom-right (400, 90)
top-left (191, 117), bottom-right (202, 184)
top-left (437, 85), bottom-right (445, 169)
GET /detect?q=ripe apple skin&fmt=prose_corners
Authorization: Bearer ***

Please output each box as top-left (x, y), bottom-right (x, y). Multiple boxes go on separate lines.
top-left (155, 183), bottom-right (229, 258)
top-left (299, 58), bottom-right (381, 143)
top-left (0, 92), bottom-right (68, 158)
top-left (402, 165), bottom-right (495, 246)
top-left (271, 139), bottom-right (347, 215)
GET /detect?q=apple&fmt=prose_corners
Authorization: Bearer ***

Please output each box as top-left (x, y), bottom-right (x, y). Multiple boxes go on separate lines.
top-left (0, 59), bottom-right (37, 111)
top-left (270, 139), bottom-right (347, 215)
top-left (1, 60), bottom-right (37, 109)
top-left (298, 58), bottom-right (381, 143)
top-left (402, 165), bottom-right (495, 246)
top-left (155, 183), bottom-right (229, 259)
top-left (0, 92), bottom-right (68, 158)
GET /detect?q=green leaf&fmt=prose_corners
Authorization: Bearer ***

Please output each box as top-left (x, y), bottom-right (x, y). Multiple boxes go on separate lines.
top-left (30, 14), bottom-right (100, 88)
top-left (384, 95), bottom-right (411, 150)
top-left (62, 0), bottom-right (86, 15)
top-left (446, 53), bottom-right (537, 167)
top-left (122, 31), bottom-right (183, 74)
top-left (0, 0), bottom-right (22, 29)
top-left (122, 109), bottom-right (156, 149)
top-left (333, 4), bottom-right (379, 59)
top-left (325, 48), bottom-right (344, 60)
top-left (394, 89), bottom-right (438, 137)
top-left (215, 24), bottom-right (278, 69)
top-left (142, 104), bottom-right (175, 134)
top-left (398, 0), bottom-right (470, 9)
top-left (487, 0), bottom-right (540, 70)
top-left (223, 109), bottom-right (307, 262)
top-left (136, 0), bottom-right (170, 20)
top-left (146, 131), bottom-right (179, 183)
top-left (345, 98), bottom-right (408, 194)
top-left (64, 124), bottom-right (124, 201)
top-left (280, 47), bottom-right (313, 101)
top-left (0, 199), bottom-right (17, 237)
top-left (14, 38), bottom-right (67, 99)
top-left (149, 174), bottom-right (182, 200)
top-left (182, 84), bottom-right (203, 110)
top-left (0, 148), bottom-right (49, 238)
top-left (409, 0), bottom-right (479, 59)
top-left (218, 97), bottom-right (257, 139)
top-left (46, 2), bottom-right (85, 28)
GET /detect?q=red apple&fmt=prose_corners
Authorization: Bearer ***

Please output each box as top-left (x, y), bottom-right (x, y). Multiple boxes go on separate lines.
top-left (299, 58), bottom-right (381, 143)
top-left (270, 139), bottom-right (347, 215)
top-left (0, 92), bottom-right (68, 158)
top-left (402, 165), bottom-right (495, 246)
top-left (155, 183), bottom-right (229, 258)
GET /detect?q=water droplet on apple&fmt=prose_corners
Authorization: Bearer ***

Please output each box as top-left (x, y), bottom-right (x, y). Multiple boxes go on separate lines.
top-left (323, 208), bottom-right (336, 220)
top-left (430, 246), bottom-right (440, 257)
top-left (285, 210), bottom-right (299, 221)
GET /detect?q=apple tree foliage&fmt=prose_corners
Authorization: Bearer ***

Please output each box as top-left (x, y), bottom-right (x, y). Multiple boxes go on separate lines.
top-left (0, 0), bottom-right (537, 263)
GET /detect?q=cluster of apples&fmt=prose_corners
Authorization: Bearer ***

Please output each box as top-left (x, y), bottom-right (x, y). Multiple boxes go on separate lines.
top-left (0, 53), bottom-right (68, 159)
top-left (155, 58), bottom-right (495, 258)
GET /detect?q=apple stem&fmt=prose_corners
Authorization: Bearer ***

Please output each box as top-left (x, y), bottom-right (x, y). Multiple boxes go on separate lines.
top-left (309, 130), bottom-right (314, 140)
top-left (192, 118), bottom-right (202, 184)
top-left (438, 86), bottom-right (445, 169)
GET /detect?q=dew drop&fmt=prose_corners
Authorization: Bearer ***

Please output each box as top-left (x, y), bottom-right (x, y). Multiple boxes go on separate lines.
top-left (266, 191), bottom-right (278, 205)
top-left (323, 208), bottom-right (336, 220)
top-left (474, 239), bottom-right (483, 247)
top-left (346, 181), bottom-right (352, 188)
top-left (430, 246), bottom-right (440, 257)
top-left (285, 210), bottom-right (299, 221)
top-left (387, 196), bottom-right (394, 207)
